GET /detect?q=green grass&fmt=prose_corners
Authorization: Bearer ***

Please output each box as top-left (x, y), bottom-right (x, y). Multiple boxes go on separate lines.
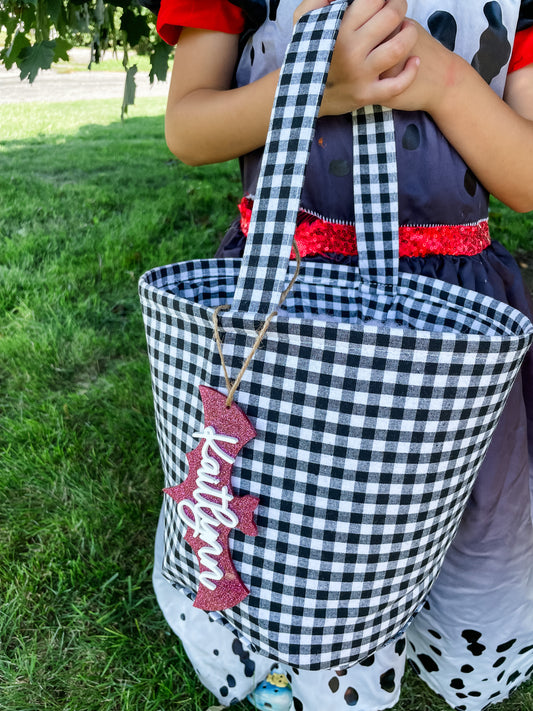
top-left (489, 200), bottom-right (533, 254)
top-left (0, 98), bottom-right (243, 711)
top-left (0, 98), bottom-right (532, 711)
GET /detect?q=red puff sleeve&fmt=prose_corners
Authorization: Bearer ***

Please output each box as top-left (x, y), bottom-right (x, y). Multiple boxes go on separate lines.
top-left (157, 0), bottom-right (246, 45)
top-left (509, 26), bottom-right (533, 71)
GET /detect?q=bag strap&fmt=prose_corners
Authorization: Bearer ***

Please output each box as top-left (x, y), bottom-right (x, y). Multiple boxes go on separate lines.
top-left (231, 0), bottom-right (399, 315)
top-left (353, 105), bottom-right (399, 287)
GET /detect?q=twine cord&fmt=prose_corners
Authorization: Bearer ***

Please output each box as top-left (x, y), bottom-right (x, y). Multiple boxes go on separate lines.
top-left (213, 240), bottom-right (302, 407)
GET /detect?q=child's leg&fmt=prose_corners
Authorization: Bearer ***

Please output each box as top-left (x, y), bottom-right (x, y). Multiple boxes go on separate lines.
top-left (153, 510), bottom-right (273, 704)
top-left (154, 505), bottom-right (407, 709)
top-left (285, 638), bottom-right (406, 711)
top-left (406, 375), bottom-right (533, 711)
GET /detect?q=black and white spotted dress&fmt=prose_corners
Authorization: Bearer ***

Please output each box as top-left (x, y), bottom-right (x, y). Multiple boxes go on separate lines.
top-left (153, 0), bottom-right (533, 708)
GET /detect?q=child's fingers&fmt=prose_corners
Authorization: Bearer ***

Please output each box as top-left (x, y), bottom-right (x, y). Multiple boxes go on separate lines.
top-left (295, 0), bottom-right (393, 31)
top-left (320, 0), bottom-right (415, 115)
top-left (343, 0), bottom-right (407, 38)
top-left (368, 19), bottom-right (418, 77)
top-left (373, 54), bottom-right (420, 105)
top-left (293, 0), bottom-right (333, 25)
top-left (349, 0), bottom-right (409, 54)
top-left (342, 0), bottom-right (389, 29)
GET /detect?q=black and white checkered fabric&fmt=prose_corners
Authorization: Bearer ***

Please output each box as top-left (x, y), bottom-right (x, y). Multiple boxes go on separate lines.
top-left (232, 0), bottom-right (347, 315)
top-left (352, 104), bottom-right (398, 286)
top-left (139, 0), bottom-right (533, 670)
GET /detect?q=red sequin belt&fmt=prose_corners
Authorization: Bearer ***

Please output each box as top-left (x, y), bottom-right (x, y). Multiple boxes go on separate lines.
top-left (238, 197), bottom-right (491, 259)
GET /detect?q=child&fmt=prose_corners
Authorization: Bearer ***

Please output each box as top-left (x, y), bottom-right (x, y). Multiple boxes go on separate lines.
top-left (151, 0), bottom-right (533, 708)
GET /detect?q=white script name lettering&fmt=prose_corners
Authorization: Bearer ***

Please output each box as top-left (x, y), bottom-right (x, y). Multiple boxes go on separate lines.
top-left (177, 426), bottom-right (240, 591)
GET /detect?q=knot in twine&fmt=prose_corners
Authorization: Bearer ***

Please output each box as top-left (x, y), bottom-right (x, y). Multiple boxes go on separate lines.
top-left (213, 240), bottom-right (301, 407)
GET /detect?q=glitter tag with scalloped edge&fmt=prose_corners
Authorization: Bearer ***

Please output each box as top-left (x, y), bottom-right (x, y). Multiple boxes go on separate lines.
top-left (163, 386), bottom-right (259, 611)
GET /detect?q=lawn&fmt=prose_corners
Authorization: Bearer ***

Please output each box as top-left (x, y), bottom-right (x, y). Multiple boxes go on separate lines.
top-left (0, 97), bottom-right (532, 711)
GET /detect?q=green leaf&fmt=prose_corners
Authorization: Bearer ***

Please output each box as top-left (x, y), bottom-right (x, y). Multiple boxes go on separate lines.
top-left (18, 40), bottom-right (55, 82)
top-left (20, 3), bottom-right (36, 32)
top-left (2, 32), bottom-right (31, 71)
top-left (53, 37), bottom-right (72, 62)
top-left (46, 0), bottom-right (62, 24)
top-left (120, 9), bottom-right (150, 47)
top-left (149, 42), bottom-right (172, 83)
top-left (0, 14), bottom-right (19, 46)
top-left (121, 64), bottom-right (137, 120)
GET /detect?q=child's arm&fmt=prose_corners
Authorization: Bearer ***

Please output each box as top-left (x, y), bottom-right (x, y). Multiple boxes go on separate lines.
top-left (165, 0), bottom-right (419, 165)
top-left (505, 64), bottom-right (533, 117)
top-left (164, 28), bottom-right (278, 166)
top-left (383, 23), bottom-right (533, 212)
top-left (165, 0), bottom-right (533, 212)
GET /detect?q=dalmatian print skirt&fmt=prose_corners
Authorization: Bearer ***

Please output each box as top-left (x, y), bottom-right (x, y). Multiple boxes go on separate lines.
top-left (153, 243), bottom-right (533, 711)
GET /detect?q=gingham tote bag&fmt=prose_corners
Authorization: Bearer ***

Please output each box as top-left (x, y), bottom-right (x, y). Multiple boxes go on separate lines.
top-left (139, 0), bottom-right (533, 670)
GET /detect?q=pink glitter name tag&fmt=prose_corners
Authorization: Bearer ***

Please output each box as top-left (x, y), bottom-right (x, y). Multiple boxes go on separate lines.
top-left (164, 386), bottom-right (259, 611)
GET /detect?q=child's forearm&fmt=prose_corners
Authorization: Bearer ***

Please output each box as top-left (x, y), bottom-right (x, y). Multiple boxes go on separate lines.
top-left (429, 57), bottom-right (533, 213)
top-left (384, 23), bottom-right (533, 212)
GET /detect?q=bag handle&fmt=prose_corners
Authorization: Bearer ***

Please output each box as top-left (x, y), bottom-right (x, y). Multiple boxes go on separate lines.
top-left (231, 0), bottom-right (399, 316)
top-left (352, 105), bottom-right (399, 288)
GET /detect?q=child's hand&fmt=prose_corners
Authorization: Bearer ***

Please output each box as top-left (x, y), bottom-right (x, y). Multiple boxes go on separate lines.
top-left (381, 20), bottom-right (456, 115)
top-left (293, 0), bottom-right (334, 25)
top-left (300, 0), bottom-right (421, 116)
